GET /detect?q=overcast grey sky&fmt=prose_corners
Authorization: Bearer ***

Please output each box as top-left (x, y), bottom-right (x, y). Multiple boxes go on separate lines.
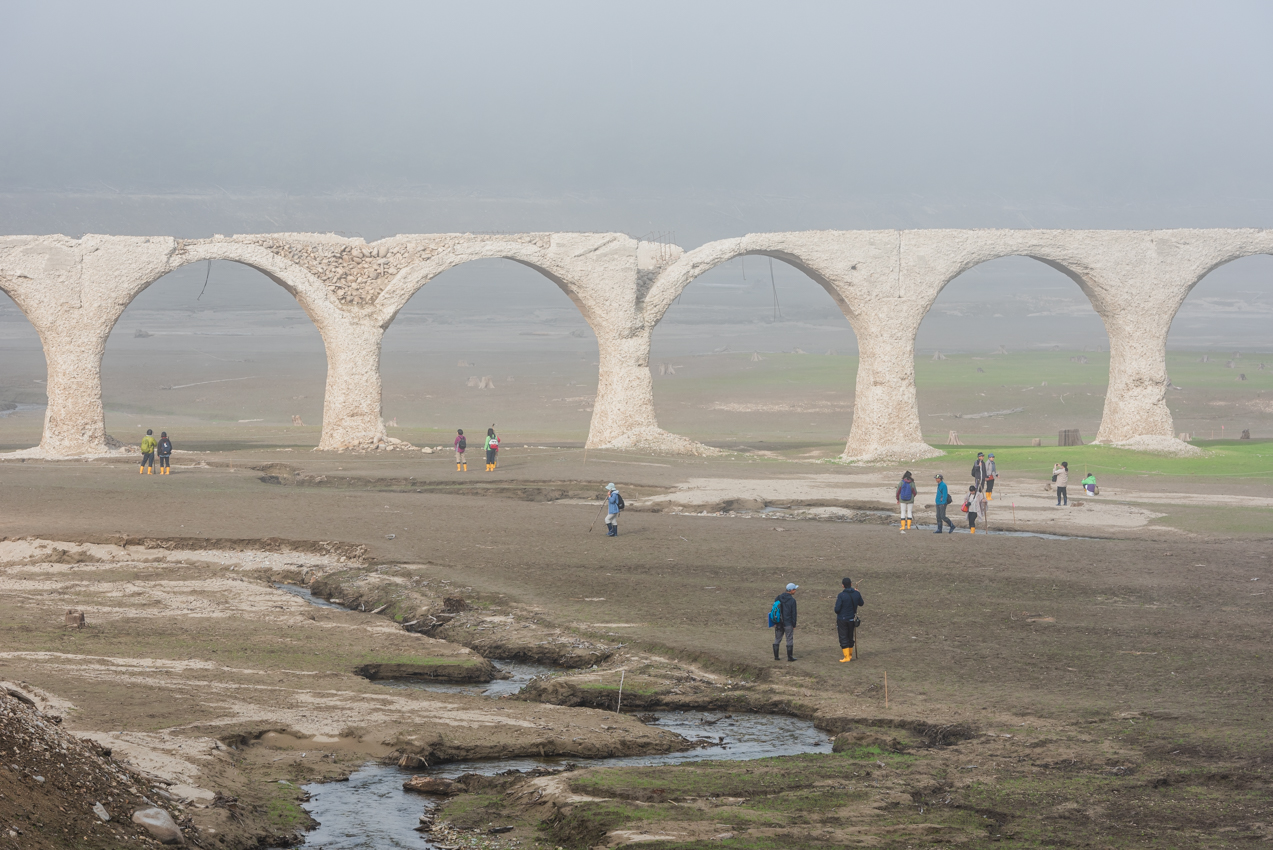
top-left (3, 0), bottom-right (1273, 243)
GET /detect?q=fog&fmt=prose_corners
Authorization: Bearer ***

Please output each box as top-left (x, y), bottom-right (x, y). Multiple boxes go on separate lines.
top-left (3, 1), bottom-right (1272, 350)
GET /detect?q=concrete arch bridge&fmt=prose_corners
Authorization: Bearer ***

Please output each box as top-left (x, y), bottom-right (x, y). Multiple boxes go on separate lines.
top-left (1, 228), bottom-right (1269, 460)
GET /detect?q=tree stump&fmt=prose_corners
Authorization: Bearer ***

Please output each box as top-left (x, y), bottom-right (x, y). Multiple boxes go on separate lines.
top-left (1058, 429), bottom-right (1083, 446)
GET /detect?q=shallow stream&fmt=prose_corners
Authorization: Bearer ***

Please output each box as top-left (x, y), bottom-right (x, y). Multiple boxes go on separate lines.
top-left (294, 711), bottom-right (832, 849)
top-left (274, 581), bottom-right (833, 848)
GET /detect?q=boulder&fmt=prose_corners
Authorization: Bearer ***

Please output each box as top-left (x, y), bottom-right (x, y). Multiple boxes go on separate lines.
top-left (132, 807), bottom-right (183, 844)
top-left (402, 776), bottom-right (458, 795)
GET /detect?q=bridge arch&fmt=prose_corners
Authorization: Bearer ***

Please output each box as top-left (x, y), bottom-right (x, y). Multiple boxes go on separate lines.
top-left (914, 252), bottom-right (1111, 449)
top-left (1166, 250), bottom-right (1273, 439)
top-left (643, 239), bottom-right (858, 331)
top-left (379, 256), bottom-right (599, 445)
top-left (646, 248), bottom-right (861, 452)
top-left (100, 256), bottom-right (328, 448)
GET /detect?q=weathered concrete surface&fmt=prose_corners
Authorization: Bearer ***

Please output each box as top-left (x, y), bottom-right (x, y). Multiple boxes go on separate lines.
top-left (644, 229), bottom-right (1273, 459)
top-left (0, 235), bottom-right (176, 456)
top-left (0, 232), bottom-right (690, 455)
top-left (3, 229), bottom-right (1272, 460)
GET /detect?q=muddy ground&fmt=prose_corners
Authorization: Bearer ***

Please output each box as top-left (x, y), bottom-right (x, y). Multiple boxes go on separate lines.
top-left (0, 450), bottom-right (1269, 847)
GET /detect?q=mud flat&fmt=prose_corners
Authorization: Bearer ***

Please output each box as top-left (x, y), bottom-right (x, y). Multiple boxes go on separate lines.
top-left (0, 540), bottom-right (689, 847)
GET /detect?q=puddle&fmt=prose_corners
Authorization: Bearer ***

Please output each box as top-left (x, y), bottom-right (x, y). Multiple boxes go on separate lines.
top-left (295, 711), bottom-right (832, 848)
top-left (374, 660), bottom-right (558, 697)
top-left (0, 403), bottom-right (44, 419)
top-left (274, 583), bottom-right (351, 610)
top-left (760, 507), bottom-right (1092, 539)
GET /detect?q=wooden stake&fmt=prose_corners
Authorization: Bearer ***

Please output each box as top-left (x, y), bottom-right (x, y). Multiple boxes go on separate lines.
top-left (616, 671), bottom-right (625, 713)
top-left (1012, 502), bottom-right (1017, 525)
top-left (884, 671), bottom-right (889, 709)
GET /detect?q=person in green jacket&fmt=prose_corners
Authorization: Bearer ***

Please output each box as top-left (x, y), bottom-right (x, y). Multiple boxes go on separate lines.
top-left (484, 427), bottom-right (500, 472)
top-left (139, 429), bottom-right (157, 475)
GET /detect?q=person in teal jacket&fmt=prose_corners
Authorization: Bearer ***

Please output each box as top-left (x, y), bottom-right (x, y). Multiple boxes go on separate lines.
top-left (933, 473), bottom-right (955, 533)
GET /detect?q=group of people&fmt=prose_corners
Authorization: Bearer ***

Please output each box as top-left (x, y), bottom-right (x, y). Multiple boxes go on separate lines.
top-left (453, 427), bottom-right (500, 472)
top-left (769, 578), bottom-right (865, 663)
top-left (138, 429), bottom-right (173, 474)
top-left (896, 451), bottom-right (998, 534)
top-left (1049, 461), bottom-right (1096, 505)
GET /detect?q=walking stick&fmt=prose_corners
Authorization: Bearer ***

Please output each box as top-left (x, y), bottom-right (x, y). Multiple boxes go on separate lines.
top-left (588, 496), bottom-right (607, 532)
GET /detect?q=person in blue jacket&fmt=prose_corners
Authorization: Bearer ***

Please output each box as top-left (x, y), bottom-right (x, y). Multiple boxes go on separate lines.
top-left (933, 473), bottom-right (955, 533)
top-left (604, 483), bottom-right (623, 537)
top-left (834, 578), bottom-right (865, 662)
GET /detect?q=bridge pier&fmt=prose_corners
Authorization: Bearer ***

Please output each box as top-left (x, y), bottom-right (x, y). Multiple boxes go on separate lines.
top-left (316, 317), bottom-right (388, 450)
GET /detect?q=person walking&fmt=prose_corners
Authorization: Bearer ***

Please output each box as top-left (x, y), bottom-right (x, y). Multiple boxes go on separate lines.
top-left (604, 483), bottom-right (623, 537)
top-left (156, 431), bottom-right (173, 475)
top-left (963, 485), bottom-right (987, 533)
top-left (454, 429), bottom-right (467, 472)
top-left (139, 429), bottom-right (157, 475)
top-left (772, 583), bottom-right (798, 662)
top-left (985, 453), bottom-right (998, 500)
top-left (834, 577), bottom-right (865, 662)
top-left (895, 471), bottom-right (918, 533)
top-left (484, 427), bottom-right (500, 472)
top-left (933, 473), bottom-right (955, 533)
top-left (1052, 461), bottom-right (1070, 506)
top-left (971, 452), bottom-right (988, 493)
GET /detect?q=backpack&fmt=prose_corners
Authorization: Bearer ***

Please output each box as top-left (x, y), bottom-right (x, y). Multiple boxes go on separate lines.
top-left (899, 480), bottom-right (914, 501)
top-left (767, 598), bottom-right (782, 627)
top-left (458, 435), bottom-right (466, 450)
top-left (490, 437), bottom-right (499, 451)
top-left (615, 493), bottom-right (625, 511)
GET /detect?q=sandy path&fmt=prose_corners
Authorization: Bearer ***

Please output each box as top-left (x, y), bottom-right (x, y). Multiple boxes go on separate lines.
top-left (632, 473), bottom-right (1255, 531)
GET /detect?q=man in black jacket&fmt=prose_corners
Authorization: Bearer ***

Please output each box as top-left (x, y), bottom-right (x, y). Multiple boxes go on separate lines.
top-left (971, 452), bottom-right (988, 492)
top-left (835, 578), bottom-right (865, 662)
top-left (772, 583), bottom-right (798, 662)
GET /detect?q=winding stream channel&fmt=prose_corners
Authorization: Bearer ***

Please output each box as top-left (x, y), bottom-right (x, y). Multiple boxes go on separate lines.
top-left (274, 583), bottom-right (833, 849)
top-left (295, 712), bottom-right (832, 849)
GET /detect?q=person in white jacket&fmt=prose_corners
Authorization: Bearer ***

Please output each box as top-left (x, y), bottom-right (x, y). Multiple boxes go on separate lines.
top-left (1052, 461), bottom-right (1070, 506)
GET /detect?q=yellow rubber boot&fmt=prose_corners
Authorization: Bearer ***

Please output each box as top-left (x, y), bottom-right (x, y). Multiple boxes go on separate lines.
top-left (457, 462), bottom-right (461, 471)
top-left (147, 467), bottom-right (153, 474)
top-left (970, 526), bottom-right (977, 534)
top-left (840, 648), bottom-right (852, 663)
top-left (139, 465), bottom-right (144, 474)
top-left (462, 462), bottom-right (467, 471)
top-left (987, 492), bottom-right (993, 500)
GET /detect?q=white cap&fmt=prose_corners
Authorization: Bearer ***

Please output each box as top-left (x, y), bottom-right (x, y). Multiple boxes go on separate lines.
top-left (786, 583), bottom-right (799, 591)
top-left (605, 483), bottom-right (616, 490)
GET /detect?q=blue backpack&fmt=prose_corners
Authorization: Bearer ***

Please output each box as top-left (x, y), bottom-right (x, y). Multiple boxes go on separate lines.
top-left (899, 479), bottom-right (914, 501)
top-left (767, 598), bottom-right (782, 627)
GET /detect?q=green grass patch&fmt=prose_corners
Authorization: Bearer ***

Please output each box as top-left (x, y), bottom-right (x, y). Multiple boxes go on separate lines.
top-left (263, 782), bottom-right (311, 830)
top-left (569, 752), bottom-right (894, 802)
top-left (907, 440), bottom-right (1273, 481)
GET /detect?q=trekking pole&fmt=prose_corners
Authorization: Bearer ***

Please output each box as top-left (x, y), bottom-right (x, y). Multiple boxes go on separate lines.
top-left (588, 496), bottom-right (607, 533)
